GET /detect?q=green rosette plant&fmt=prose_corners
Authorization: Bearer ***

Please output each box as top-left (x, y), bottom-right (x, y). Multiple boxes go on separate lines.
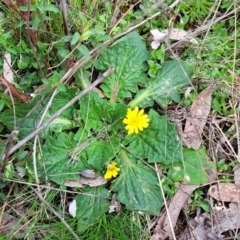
top-left (1, 31), bottom-right (212, 232)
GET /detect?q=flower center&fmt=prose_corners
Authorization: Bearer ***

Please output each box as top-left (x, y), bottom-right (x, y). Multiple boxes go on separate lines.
top-left (131, 119), bottom-right (138, 125)
top-left (108, 165), bottom-right (114, 170)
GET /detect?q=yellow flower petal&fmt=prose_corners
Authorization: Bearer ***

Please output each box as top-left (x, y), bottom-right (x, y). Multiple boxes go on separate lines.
top-left (123, 106), bottom-right (150, 135)
top-left (123, 118), bottom-right (129, 124)
top-left (104, 162), bottom-right (120, 180)
top-left (137, 109), bottom-right (144, 117)
top-left (104, 171), bottom-right (112, 180)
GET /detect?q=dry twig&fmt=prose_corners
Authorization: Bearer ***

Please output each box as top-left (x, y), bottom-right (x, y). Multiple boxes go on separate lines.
top-left (0, 68), bottom-right (114, 161)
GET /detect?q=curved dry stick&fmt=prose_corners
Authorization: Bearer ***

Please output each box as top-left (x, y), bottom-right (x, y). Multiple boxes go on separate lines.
top-left (0, 68), bottom-right (114, 161)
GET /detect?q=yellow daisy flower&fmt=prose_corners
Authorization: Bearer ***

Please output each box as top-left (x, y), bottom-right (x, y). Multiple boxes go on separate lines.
top-left (123, 106), bottom-right (150, 135)
top-left (104, 162), bottom-right (120, 180)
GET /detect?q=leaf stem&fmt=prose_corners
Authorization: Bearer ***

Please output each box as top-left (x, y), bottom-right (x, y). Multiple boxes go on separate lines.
top-left (128, 88), bottom-right (151, 108)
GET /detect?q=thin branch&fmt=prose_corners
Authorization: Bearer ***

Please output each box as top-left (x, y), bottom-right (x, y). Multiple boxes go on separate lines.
top-left (57, 0), bottom-right (177, 84)
top-left (0, 68), bottom-right (114, 161)
top-left (33, 89), bottom-right (59, 190)
top-left (109, 0), bottom-right (142, 35)
top-left (26, 0), bottom-right (44, 78)
top-left (232, 1), bottom-right (240, 159)
top-left (166, 7), bottom-right (240, 52)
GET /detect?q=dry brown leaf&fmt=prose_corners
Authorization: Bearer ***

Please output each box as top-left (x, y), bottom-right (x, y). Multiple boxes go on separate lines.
top-left (234, 163), bottom-right (240, 185)
top-left (0, 219), bottom-right (24, 238)
top-left (152, 167), bottom-right (216, 240)
top-left (0, 76), bottom-right (31, 103)
top-left (208, 183), bottom-right (240, 202)
top-left (1, 212), bottom-right (14, 225)
top-left (3, 53), bottom-right (13, 83)
top-left (64, 176), bottom-right (107, 188)
top-left (149, 28), bottom-right (198, 49)
top-left (16, 0), bottom-right (30, 21)
top-left (182, 86), bottom-right (212, 149)
top-left (0, 212), bottom-right (27, 239)
top-left (109, 193), bottom-right (121, 213)
top-left (151, 185), bottom-right (198, 240)
top-left (2, 0), bottom-right (31, 22)
top-left (2, 0), bottom-right (13, 5)
top-left (80, 169), bottom-right (97, 179)
top-left (179, 203), bottom-right (240, 240)
top-left (2, 0), bottom-right (18, 12)
top-left (0, 211), bottom-right (52, 238)
top-left (180, 167), bottom-right (240, 238)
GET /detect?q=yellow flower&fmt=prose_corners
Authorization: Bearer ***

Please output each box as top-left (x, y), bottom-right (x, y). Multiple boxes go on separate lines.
top-left (104, 162), bottom-right (120, 180)
top-left (123, 106), bottom-right (150, 135)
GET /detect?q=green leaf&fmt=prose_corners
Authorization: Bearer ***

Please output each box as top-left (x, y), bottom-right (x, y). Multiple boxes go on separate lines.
top-left (0, 192), bottom-right (8, 201)
top-left (0, 99), bottom-right (5, 112)
top-left (45, 115), bottom-right (73, 134)
top-left (19, 5), bottom-right (37, 11)
top-left (125, 110), bottom-right (182, 164)
top-left (73, 128), bottom-right (89, 142)
top-left (15, 151), bottom-right (28, 160)
top-left (79, 92), bottom-right (114, 132)
top-left (31, 15), bottom-right (41, 29)
top-left (129, 60), bottom-right (194, 108)
top-left (1, 95), bottom-right (49, 138)
top-left (74, 69), bottom-right (91, 89)
top-left (95, 31), bottom-right (149, 103)
top-left (58, 49), bottom-right (70, 58)
top-left (57, 83), bottom-right (67, 92)
top-left (71, 32), bottom-right (81, 46)
top-left (108, 103), bottom-right (128, 134)
top-left (63, 35), bottom-right (72, 42)
top-left (77, 45), bottom-right (90, 58)
top-left (41, 133), bottom-right (81, 185)
top-left (1, 89), bottom-right (77, 138)
top-left (42, 16), bottom-right (53, 21)
top-left (42, 4), bottom-right (59, 13)
top-left (198, 200), bottom-right (211, 212)
top-left (76, 186), bottom-right (110, 233)
top-left (87, 135), bottom-right (120, 170)
top-left (182, 147), bottom-right (210, 184)
top-left (51, 88), bottom-right (78, 118)
top-left (111, 150), bottom-right (163, 215)
top-left (0, 140), bottom-right (5, 157)
top-left (168, 147), bottom-right (210, 184)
